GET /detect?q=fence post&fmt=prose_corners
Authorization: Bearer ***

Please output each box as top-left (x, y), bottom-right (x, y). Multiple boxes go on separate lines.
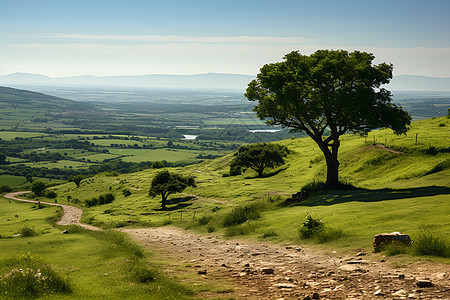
top-left (415, 133), bottom-right (418, 145)
top-left (180, 211), bottom-right (183, 221)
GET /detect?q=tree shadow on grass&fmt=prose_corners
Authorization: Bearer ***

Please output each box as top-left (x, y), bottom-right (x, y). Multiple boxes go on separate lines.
top-left (290, 186), bottom-right (450, 207)
top-left (156, 196), bottom-right (196, 211)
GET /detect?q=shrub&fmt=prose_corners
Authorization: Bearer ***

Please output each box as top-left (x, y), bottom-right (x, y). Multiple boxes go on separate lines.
top-left (122, 188), bottom-right (132, 197)
top-left (0, 184), bottom-right (13, 193)
top-left (299, 214), bottom-right (324, 239)
top-left (46, 190), bottom-right (57, 199)
top-left (198, 215), bottom-right (212, 226)
top-left (381, 241), bottom-right (410, 256)
top-left (414, 232), bottom-right (449, 257)
top-left (85, 193), bottom-right (115, 207)
top-left (207, 226), bottom-right (215, 233)
top-left (0, 253), bottom-right (71, 298)
top-left (18, 226), bottom-right (38, 237)
top-left (131, 264), bottom-right (157, 283)
top-left (222, 204), bottom-right (261, 227)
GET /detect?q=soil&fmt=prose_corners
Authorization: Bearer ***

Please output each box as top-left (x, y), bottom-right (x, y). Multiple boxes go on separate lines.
top-left (121, 227), bottom-right (450, 299)
top-left (5, 191), bottom-right (449, 299)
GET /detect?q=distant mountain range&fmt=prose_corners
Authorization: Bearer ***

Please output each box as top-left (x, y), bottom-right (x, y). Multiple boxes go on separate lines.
top-left (0, 73), bottom-right (255, 91)
top-left (0, 72), bottom-right (449, 92)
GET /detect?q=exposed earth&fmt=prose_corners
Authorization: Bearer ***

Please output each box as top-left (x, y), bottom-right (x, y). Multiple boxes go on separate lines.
top-left (5, 192), bottom-right (450, 299)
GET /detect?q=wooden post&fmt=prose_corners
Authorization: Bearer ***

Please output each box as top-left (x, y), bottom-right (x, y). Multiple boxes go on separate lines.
top-left (180, 211), bottom-right (183, 221)
top-left (193, 210), bottom-right (196, 219)
top-left (168, 213), bottom-right (171, 220)
top-left (415, 133), bottom-right (418, 145)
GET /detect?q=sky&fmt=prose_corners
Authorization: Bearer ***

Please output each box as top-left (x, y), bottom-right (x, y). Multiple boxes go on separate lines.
top-left (1, 0), bottom-right (450, 77)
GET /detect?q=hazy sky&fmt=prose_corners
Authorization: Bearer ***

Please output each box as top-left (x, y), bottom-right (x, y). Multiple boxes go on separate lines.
top-left (1, 0), bottom-right (449, 77)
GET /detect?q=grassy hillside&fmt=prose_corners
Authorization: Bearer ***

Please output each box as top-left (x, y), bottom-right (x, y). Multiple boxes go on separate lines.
top-left (41, 116), bottom-right (450, 256)
top-left (0, 199), bottom-right (194, 299)
top-left (0, 86), bottom-right (92, 112)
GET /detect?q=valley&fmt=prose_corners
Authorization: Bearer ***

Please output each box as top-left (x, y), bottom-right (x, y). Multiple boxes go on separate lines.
top-left (0, 86), bottom-right (449, 299)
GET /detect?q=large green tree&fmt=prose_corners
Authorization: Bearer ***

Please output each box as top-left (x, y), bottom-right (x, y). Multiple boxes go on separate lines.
top-left (245, 50), bottom-right (411, 188)
top-left (149, 170), bottom-right (196, 209)
top-left (231, 143), bottom-right (289, 177)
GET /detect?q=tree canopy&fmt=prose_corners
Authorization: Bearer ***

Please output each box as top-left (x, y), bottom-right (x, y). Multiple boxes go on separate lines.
top-left (230, 143), bottom-right (289, 177)
top-left (245, 49), bottom-right (411, 188)
top-left (148, 170), bottom-right (196, 209)
top-left (31, 181), bottom-right (46, 197)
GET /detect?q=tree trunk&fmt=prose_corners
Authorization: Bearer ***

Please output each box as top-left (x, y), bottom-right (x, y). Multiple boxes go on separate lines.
top-left (324, 152), bottom-right (339, 189)
top-left (161, 193), bottom-right (167, 209)
top-left (314, 136), bottom-right (340, 189)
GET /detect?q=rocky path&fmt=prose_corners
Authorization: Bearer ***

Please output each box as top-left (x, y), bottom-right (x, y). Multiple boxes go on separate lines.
top-left (121, 226), bottom-right (450, 299)
top-left (4, 192), bottom-right (449, 299)
top-left (3, 191), bottom-right (101, 230)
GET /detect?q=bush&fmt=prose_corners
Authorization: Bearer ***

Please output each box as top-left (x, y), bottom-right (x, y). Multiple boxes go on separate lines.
top-left (18, 226), bottom-right (38, 237)
top-left (131, 264), bottom-right (158, 283)
top-left (299, 214), bottom-right (324, 239)
top-left (122, 188), bottom-right (132, 197)
top-left (198, 215), bottom-right (212, 226)
top-left (222, 204), bottom-right (261, 227)
top-left (0, 184), bottom-right (13, 193)
top-left (381, 241), bottom-right (410, 256)
top-left (46, 190), bottom-right (57, 199)
top-left (0, 253), bottom-right (71, 298)
top-left (85, 193), bottom-right (115, 207)
top-left (298, 215), bottom-right (346, 243)
top-left (414, 232), bottom-right (449, 257)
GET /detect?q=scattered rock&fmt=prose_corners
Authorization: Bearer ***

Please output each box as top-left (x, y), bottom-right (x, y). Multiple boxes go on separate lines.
top-left (302, 296), bottom-right (311, 300)
top-left (356, 252), bottom-right (366, 256)
top-left (398, 274), bottom-right (405, 279)
top-left (373, 232), bottom-right (411, 251)
top-left (416, 279), bottom-right (433, 287)
top-left (261, 268), bottom-right (275, 275)
top-left (374, 289), bottom-right (384, 296)
top-left (197, 269), bottom-right (207, 275)
top-left (273, 283), bottom-right (297, 289)
top-left (61, 230), bottom-right (68, 234)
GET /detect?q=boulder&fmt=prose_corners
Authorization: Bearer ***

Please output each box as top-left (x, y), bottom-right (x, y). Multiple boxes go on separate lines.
top-left (373, 232), bottom-right (411, 251)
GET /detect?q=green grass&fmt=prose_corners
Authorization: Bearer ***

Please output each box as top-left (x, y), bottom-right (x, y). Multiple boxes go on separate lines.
top-left (0, 174), bottom-right (26, 186)
top-left (49, 116), bottom-right (450, 259)
top-left (0, 131), bottom-right (49, 140)
top-left (0, 197), bottom-right (195, 299)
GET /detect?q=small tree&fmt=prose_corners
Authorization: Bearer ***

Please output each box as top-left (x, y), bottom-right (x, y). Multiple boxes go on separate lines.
top-left (31, 181), bottom-right (46, 197)
top-left (230, 143), bottom-right (289, 177)
top-left (149, 170), bottom-right (195, 209)
top-left (71, 175), bottom-right (83, 188)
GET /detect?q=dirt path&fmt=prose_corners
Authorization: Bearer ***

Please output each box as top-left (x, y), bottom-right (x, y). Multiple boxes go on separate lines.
top-left (3, 191), bottom-right (101, 231)
top-left (121, 226), bottom-right (450, 299)
top-left (4, 192), bottom-right (449, 299)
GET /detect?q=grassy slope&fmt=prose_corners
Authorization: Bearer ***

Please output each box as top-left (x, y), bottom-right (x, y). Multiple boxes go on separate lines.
top-left (0, 199), bottom-right (194, 299)
top-left (48, 116), bottom-right (449, 255)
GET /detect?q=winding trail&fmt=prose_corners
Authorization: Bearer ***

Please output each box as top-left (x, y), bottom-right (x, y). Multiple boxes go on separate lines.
top-left (3, 191), bottom-right (101, 231)
top-left (3, 191), bottom-right (449, 299)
